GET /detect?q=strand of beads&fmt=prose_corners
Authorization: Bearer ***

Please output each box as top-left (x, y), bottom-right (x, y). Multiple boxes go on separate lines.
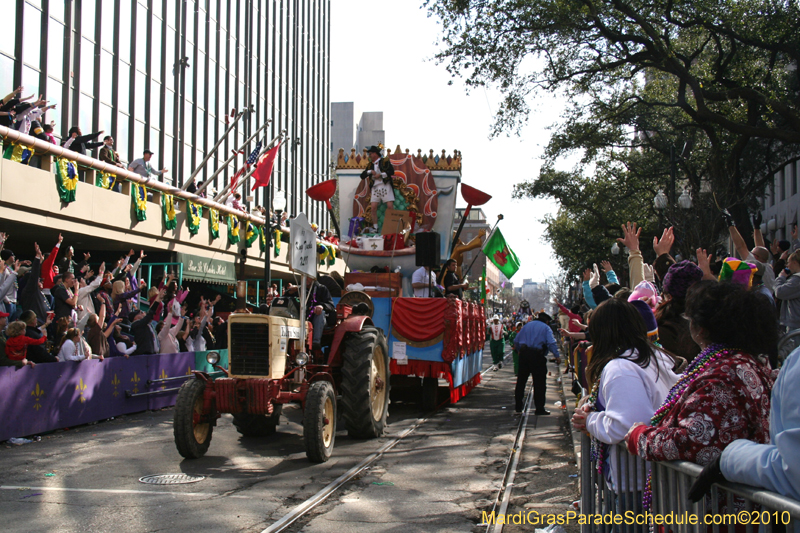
top-left (584, 381), bottom-right (605, 476)
top-left (650, 343), bottom-right (731, 426)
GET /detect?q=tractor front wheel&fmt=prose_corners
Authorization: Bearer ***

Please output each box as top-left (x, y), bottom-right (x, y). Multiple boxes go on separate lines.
top-left (173, 378), bottom-right (213, 459)
top-left (304, 381), bottom-right (336, 463)
top-left (341, 327), bottom-right (390, 439)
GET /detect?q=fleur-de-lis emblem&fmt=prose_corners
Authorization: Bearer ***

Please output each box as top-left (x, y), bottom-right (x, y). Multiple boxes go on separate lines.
top-left (111, 374), bottom-right (120, 397)
top-left (131, 372), bottom-right (140, 394)
top-left (31, 383), bottom-right (45, 411)
top-left (186, 366), bottom-right (193, 376)
top-left (76, 378), bottom-right (87, 403)
top-left (159, 369), bottom-right (168, 390)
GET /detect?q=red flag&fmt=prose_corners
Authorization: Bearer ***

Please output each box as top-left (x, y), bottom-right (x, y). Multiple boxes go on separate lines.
top-left (251, 142), bottom-right (281, 191)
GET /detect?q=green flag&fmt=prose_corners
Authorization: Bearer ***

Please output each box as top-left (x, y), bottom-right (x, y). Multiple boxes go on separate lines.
top-left (482, 228), bottom-right (520, 279)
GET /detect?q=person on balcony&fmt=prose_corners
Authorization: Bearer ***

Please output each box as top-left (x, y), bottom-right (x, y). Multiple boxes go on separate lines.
top-left (62, 126), bottom-right (104, 156)
top-left (128, 149), bottom-right (168, 181)
top-left (99, 136), bottom-right (125, 169)
top-left (360, 145), bottom-right (395, 233)
top-left (571, 298), bottom-right (679, 494)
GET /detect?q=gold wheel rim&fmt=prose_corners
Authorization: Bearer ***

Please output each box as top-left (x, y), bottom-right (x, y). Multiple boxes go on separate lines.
top-left (322, 395), bottom-right (334, 447)
top-left (370, 345), bottom-right (387, 421)
top-left (193, 394), bottom-right (209, 443)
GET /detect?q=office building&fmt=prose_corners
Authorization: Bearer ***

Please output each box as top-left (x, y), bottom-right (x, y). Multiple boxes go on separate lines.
top-left (3, 0), bottom-right (331, 223)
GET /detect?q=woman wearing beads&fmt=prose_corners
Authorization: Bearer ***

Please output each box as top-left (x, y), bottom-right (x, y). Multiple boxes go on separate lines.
top-left (625, 281), bottom-right (775, 506)
top-left (572, 298), bottom-right (679, 494)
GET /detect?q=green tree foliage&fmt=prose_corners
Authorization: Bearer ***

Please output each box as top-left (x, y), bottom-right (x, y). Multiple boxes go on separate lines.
top-left (427, 0), bottom-right (800, 279)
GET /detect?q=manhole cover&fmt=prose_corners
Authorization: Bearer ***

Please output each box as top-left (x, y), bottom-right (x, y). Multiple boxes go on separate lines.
top-left (139, 474), bottom-right (205, 485)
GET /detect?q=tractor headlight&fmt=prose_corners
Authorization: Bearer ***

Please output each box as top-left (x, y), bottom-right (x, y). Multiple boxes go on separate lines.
top-left (206, 351), bottom-right (220, 365)
top-left (295, 352), bottom-right (309, 366)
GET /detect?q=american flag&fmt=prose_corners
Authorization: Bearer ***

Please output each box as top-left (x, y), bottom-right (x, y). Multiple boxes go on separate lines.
top-left (231, 141), bottom-right (263, 190)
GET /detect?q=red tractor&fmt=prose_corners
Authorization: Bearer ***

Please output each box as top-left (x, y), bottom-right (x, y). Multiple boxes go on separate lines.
top-left (172, 291), bottom-right (390, 462)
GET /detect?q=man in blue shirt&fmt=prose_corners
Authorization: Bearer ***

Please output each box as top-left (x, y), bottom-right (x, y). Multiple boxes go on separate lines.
top-left (513, 312), bottom-right (560, 415)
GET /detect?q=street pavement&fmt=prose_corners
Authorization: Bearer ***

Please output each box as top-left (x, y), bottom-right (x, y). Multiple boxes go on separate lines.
top-left (0, 347), bottom-right (578, 532)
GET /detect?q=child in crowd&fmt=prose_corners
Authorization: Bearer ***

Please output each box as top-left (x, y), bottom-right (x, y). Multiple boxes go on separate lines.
top-left (5, 320), bottom-right (46, 367)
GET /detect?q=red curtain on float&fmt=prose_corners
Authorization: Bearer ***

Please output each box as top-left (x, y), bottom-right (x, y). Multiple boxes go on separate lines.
top-left (391, 298), bottom-right (448, 342)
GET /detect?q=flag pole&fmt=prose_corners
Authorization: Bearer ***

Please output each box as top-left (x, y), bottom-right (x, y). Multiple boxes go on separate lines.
top-left (214, 132), bottom-right (284, 203)
top-left (194, 120), bottom-right (271, 196)
top-left (182, 110), bottom-right (251, 191)
top-left (461, 214), bottom-right (503, 282)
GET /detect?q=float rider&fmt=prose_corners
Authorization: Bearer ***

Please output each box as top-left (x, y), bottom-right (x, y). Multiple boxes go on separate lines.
top-left (360, 145), bottom-right (395, 233)
top-left (489, 315), bottom-right (505, 370)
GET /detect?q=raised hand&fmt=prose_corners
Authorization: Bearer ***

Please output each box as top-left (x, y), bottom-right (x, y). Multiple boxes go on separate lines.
top-left (582, 268), bottom-right (592, 282)
top-left (721, 210), bottom-right (735, 228)
top-left (84, 252), bottom-right (91, 260)
top-left (653, 227), bottom-right (674, 256)
top-left (696, 248), bottom-right (714, 279)
top-left (617, 222), bottom-right (641, 252)
top-left (57, 233), bottom-right (63, 244)
top-left (600, 260), bottom-right (613, 273)
top-left (589, 263), bottom-right (601, 289)
top-left (752, 211), bottom-right (763, 228)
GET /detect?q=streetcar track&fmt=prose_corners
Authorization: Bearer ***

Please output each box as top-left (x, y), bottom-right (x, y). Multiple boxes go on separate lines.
top-left (259, 347), bottom-right (511, 533)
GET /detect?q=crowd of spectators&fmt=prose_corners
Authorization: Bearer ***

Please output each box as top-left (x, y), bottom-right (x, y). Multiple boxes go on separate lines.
top-left (555, 215), bottom-right (798, 510)
top-left (0, 233), bottom-right (230, 369)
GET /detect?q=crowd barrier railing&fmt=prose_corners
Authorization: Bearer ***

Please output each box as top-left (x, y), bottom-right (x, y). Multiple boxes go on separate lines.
top-left (579, 433), bottom-right (800, 533)
top-left (0, 350), bottom-right (227, 442)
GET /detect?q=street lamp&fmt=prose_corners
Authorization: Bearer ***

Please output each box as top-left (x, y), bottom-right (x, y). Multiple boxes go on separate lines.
top-left (678, 187), bottom-right (693, 209)
top-left (654, 190), bottom-right (668, 210)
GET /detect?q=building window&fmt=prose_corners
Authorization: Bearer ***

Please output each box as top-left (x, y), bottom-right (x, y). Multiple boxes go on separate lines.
top-left (781, 168), bottom-right (786, 201)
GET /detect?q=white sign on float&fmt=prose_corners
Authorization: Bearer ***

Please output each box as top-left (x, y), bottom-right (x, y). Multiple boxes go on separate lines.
top-left (289, 212), bottom-right (317, 279)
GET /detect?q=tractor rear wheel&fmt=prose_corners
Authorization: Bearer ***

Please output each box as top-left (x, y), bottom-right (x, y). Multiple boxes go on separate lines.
top-left (340, 327), bottom-right (390, 439)
top-left (232, 405), bottom-right (283, 437)
top-left (304, 381), bottom-right (336, 463)
top-left (173, 378), bottom-right (213, 459)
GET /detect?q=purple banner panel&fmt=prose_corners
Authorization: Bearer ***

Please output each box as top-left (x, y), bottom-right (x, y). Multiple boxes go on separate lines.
top-left (0, 352), bottom-right (197, 442)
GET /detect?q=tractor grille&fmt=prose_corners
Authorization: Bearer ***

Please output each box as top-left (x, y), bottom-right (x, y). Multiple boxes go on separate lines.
top-left (229, 322), bottom-right (270, 376)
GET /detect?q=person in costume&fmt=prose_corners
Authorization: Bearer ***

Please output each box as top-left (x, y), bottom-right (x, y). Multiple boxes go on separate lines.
top-left (506, 321), bottom-right (522, 375)
top-left (359, 145), bottom-right (395, 233)
top-left (489, 315), bottom-right (505, 369)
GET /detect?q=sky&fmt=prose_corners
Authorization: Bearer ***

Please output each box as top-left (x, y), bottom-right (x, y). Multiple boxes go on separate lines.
top-left (330, 1), bottom-right (569, 285)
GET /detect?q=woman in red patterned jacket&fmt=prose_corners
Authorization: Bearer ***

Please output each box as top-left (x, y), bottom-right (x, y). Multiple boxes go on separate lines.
top-left (625, 281), bottom-right (775, 500)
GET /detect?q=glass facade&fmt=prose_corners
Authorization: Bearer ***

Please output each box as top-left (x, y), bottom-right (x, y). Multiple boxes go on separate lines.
top-left (4, 0), bottom-right (331, 226)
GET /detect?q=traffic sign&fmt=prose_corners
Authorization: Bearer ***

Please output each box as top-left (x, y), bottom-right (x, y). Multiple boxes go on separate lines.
top-left (289, 212), bottom-right (317, 279)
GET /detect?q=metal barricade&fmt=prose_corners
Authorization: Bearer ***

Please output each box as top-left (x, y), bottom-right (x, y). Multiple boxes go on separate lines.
top-left (580, 434), bottom-right (800, 532)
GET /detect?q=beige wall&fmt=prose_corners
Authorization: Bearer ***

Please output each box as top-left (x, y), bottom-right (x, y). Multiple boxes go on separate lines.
top-left (0, 158), bottom-right (344, 280)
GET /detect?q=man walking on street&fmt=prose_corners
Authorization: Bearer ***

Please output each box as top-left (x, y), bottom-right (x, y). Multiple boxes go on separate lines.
top-left (489, 315), bottom-right (505, 370)
top-left (513, 312), bottom-right (561, 415)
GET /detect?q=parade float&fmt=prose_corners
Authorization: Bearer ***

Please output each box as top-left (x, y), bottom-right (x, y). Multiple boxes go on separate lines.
top-left (317, 146), bottom-right (490, 409)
